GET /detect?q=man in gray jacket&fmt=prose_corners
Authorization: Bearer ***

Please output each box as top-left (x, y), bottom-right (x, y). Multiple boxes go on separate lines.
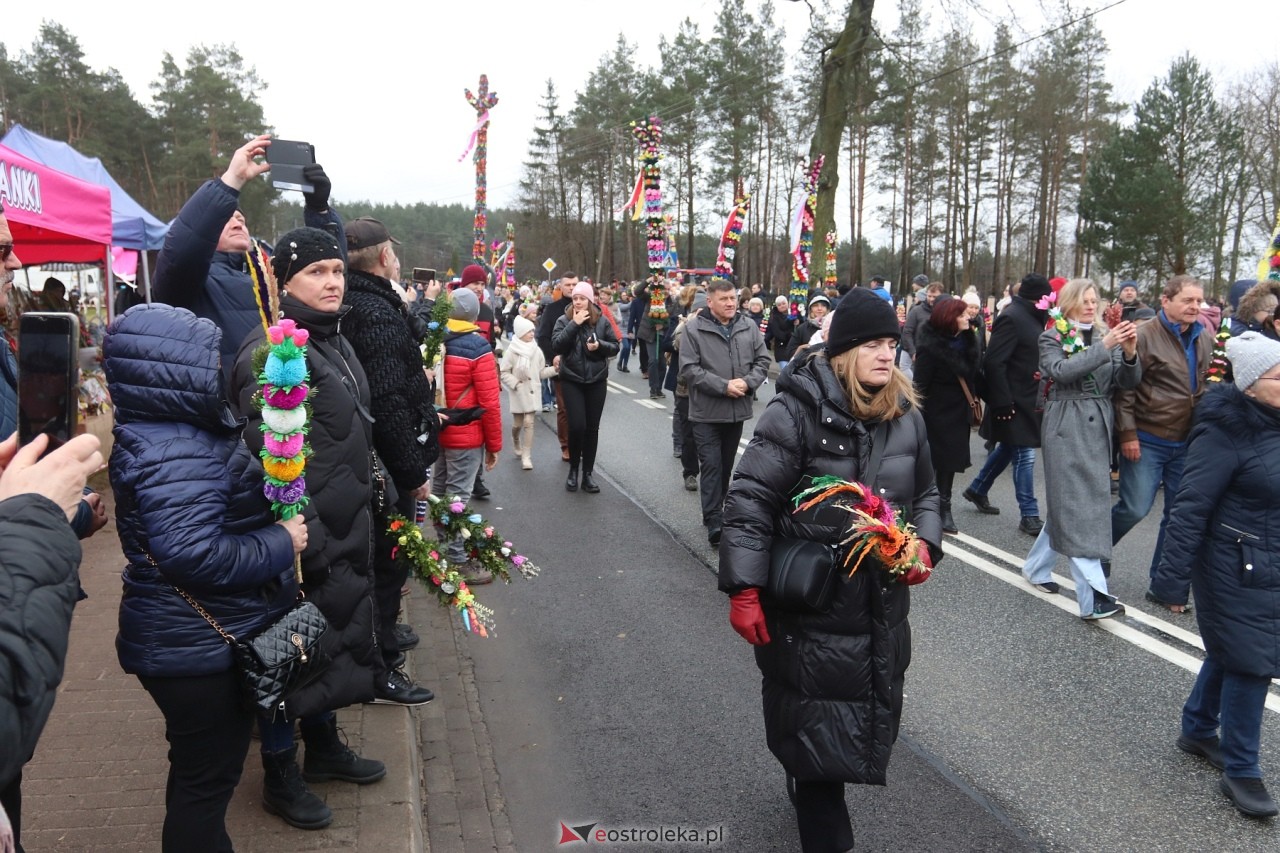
top-left (681, 279), bottom-right (772, 546)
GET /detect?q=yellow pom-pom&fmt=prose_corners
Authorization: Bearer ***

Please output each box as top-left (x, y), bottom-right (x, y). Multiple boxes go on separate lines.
top-left (264, 456), bottom-right (306, 481)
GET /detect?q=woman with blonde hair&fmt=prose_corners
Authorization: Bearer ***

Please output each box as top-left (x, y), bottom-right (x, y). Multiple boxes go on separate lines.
top-left (1021, 278), bottom-right (1140, 618)
top-left (718, 288), bottom-right (941, 851)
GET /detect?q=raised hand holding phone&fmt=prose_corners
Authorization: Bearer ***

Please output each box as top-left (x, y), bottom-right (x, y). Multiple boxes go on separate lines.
top-left (0, 433), bottom-right (103, 522)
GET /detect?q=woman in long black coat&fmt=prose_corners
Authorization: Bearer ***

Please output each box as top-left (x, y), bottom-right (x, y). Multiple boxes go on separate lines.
top-left (912, 297), bottom-right (979, 533)
top-left (1150, 331), bottom-right (1280, 818)
top-left (231, 228), bottom-right (385, 831)
top-left (718, 290), bottom-right (942, 853)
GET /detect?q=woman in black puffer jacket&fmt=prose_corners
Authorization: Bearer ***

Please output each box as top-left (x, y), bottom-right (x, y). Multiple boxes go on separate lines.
top-left (719, 289), bottom-right (942, 853)
top-left (230, 228), bottom-right (385, 831)
top-left (552, 282), bottom-right (619, 494)
top-left (108, 304), bottom-right (307, 853)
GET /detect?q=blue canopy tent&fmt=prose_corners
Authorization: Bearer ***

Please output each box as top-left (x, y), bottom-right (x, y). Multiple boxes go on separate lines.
top-left (1, 124), bottom-right (169, 312)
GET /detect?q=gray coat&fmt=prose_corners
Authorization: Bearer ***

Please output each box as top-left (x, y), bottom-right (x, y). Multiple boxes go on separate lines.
top-left (1038, 328), bottom-right (1141, 558)
top-left (681, 310), bottom-right (771, 423)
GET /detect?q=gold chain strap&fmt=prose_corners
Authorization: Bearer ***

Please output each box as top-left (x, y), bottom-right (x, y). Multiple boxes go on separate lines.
top-left (144, 551), bottom-right (237, 644)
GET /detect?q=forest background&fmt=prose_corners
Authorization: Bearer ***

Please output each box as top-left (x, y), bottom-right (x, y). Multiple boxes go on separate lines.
top-left (1, 0), bottom-right (1276, 302)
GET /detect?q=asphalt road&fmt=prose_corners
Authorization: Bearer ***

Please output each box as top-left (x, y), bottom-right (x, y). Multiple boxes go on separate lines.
top-left (453, 361), bottom-right (1280, 852)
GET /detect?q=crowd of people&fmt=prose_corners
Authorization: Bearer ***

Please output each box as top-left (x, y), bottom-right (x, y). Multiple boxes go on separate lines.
top-left (2, 130), bottom-right (1279, 853)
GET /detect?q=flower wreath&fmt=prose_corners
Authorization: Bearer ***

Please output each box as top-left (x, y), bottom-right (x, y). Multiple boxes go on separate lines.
top-left (1035, 291), bottom-right (1084, 355)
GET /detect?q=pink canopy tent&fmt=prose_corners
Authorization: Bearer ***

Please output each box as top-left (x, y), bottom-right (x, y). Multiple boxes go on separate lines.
top-left (0, 143), bottom-right (112, 265)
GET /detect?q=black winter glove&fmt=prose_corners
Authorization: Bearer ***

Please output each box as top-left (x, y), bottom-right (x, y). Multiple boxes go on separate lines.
top-left (302, 163), bottom-right (331, 211)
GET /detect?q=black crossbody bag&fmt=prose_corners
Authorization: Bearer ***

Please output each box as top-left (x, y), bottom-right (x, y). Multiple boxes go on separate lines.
top-left (765, 421), bottom-right (888, 613)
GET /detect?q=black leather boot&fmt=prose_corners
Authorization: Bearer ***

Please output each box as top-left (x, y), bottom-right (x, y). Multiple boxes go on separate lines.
top-left (262, 746), bottom-right (332, 829)
top-left (565, 467), bottom-right (579, 492)
top-left (581, 471), bottom-right (600, 493)
top-left (301, 716), bottom-right (386, 784)
top-left (940, 498), bottom-right (957, 533)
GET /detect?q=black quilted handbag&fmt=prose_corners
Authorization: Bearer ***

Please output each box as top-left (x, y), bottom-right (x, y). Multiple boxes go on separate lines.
top-left (174, 587), bottom-right (331, 719)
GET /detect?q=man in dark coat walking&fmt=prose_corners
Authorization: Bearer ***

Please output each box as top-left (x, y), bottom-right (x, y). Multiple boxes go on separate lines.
top-left (961, 273), bottom-right (1052, 535)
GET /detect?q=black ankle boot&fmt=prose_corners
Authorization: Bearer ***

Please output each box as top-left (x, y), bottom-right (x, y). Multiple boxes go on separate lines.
top-left (301, 716), bottom-right (386, 784)
top-left (581, 472), bottom-right (600, 493)
top-left (940, 498), bottom-right (957, 533)
top-left (262, 746), bottom-right (332, 829)
top-left (565, 467), bottom-right (579, 492)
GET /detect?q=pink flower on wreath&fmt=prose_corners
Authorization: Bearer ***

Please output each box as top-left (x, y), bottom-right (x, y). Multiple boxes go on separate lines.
top-left (1035, 291), bottom-right (1057, 311)
top-left (484, 526), bottom-right (495, 538)
top-left (513, 555), bottom-right (526, 566)
top-left (450, 500), bottom-right (466, 513)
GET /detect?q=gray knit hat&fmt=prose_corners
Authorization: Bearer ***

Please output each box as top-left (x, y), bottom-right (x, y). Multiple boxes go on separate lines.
top-left (449, 287), bottom-right (480, 322)
top-left (1227, 331), bottom-right (1280, 390)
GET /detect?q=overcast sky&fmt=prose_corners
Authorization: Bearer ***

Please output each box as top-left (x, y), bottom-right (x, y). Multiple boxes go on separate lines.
top-left (2, 0), bottom-right (1268, 221)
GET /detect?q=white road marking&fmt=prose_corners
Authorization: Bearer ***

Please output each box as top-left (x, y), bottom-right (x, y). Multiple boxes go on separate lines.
top-left (943, 538), bottom-right (1280, 715)
top-left (607, 380), bottom-right (635, 394)
top-left (635, 399), bottom-right (666, 410)
top-left (947, 531), bottom-right (1204, 649)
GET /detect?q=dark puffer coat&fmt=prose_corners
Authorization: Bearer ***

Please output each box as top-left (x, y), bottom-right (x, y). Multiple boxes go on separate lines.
top-left (231, 297), bottom-right (380, 716)
top-left (979, 296), bottom-right (1047, 447)
top-left (719, 347), bottom-right (942, 784)
top-left (152, 180), bottom-right (341, 375)
top-left (343, 269), bottom-right (441, 492)
top-left (1151, 384), bottom-right (1280, 678)
top-left (913, 324), bottom-right (980, 472)
top-left (552, 312), bottom-right (620, 385)
top-left (0, 494), bottom-right (81, 785)
top-left (107, 305), bottom-right (297, 678)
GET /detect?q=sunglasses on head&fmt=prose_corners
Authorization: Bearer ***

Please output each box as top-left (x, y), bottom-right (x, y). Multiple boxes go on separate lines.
top-left (0, 244), bottom-right (12, 262)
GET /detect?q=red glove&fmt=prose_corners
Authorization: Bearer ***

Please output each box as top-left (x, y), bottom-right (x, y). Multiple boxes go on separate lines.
top-left (729, 588), bottom-right (771, 645)
top-left (901, 542), bottom-right (934, 586)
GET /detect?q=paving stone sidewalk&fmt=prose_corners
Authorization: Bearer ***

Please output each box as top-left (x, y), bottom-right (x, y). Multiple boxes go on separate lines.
top-left (18, 486), bottom-right (513, 853)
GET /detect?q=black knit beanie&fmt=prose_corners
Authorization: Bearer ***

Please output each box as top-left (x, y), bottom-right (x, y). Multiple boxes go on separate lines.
top-left (1018, 273), bottom-right (1052, 304)
top-left (272, 227), bottom-right (344, 285)
top-left (826, 288), bottom-right (901, 357)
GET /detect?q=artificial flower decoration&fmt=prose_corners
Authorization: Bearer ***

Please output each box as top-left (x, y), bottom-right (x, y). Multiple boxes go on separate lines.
top-left (824, 231), bottom-right (839, 289)
top-left (464, 74), bottom-right (499, 263)
top-left (420, 292), bottom-right (453, 370)
top-left (632, 116), bottom-right (667, 276)
top-left (1205, 316), bottom-right (1232, 383)
top-left (1034, 292), bottom-right (1084, 356)
top-left (387, 516), bottom-right (494, 637)
top-left (714, 184), bottom-right (751, 283)
top-left (791, 475), bottom-right (931, 585)
top-left (253, 319), bottom-right (313, 583)
top-left (789, 155), bottom-right (824, 319)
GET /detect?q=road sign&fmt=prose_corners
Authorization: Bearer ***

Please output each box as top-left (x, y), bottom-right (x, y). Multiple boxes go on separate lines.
top-left (543, 258), bottom-right (557, 273)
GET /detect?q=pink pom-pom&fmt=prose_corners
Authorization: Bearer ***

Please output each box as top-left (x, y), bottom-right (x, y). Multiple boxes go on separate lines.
top-left (267, 326), bottom-right (285, 345)
top-left (264, 431), bottom-right (305, 458)
top-left (278, 319), bottom-right (298, 336)
top-left (293, 328), bottom-right (310, 346)
top-left (264, 384), bottom-right (309, 409)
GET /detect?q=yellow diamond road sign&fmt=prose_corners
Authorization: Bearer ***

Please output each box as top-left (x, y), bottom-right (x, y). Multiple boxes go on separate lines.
top-left (543, 258), bottom-right (556, 273)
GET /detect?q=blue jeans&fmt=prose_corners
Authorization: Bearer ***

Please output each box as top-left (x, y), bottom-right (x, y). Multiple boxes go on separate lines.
top-left (1182, 657), bottom-right (1271, 778)
top-left (1111, 437), bottom-right (1187, 579)
top-left (618, 336), bottom-right (632, 369)
top-left (541, 378), bottom-right (555, 408)
top-left (1021, 525), bottom-right (1109, 616)
top-left (967, 443), bottom-right (1038, 518)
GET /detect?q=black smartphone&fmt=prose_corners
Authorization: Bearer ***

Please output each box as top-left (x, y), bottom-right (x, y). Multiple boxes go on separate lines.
top-left (265, 138), bottom-right (316, 193)
top-left (18, 312), bottom-right (80, 454)
top-left (413, 268), bottom-right (437, 284)
top-left (1120, 304), bottom-right (1138, 323)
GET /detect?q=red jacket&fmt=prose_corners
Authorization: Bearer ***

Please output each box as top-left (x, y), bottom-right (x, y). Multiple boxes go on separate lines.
top-left (439, 320), bottom-right (503, 452)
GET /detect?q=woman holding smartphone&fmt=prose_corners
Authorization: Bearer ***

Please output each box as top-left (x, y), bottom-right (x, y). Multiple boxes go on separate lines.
top-left (552, 282), bottom-right (619, 493)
